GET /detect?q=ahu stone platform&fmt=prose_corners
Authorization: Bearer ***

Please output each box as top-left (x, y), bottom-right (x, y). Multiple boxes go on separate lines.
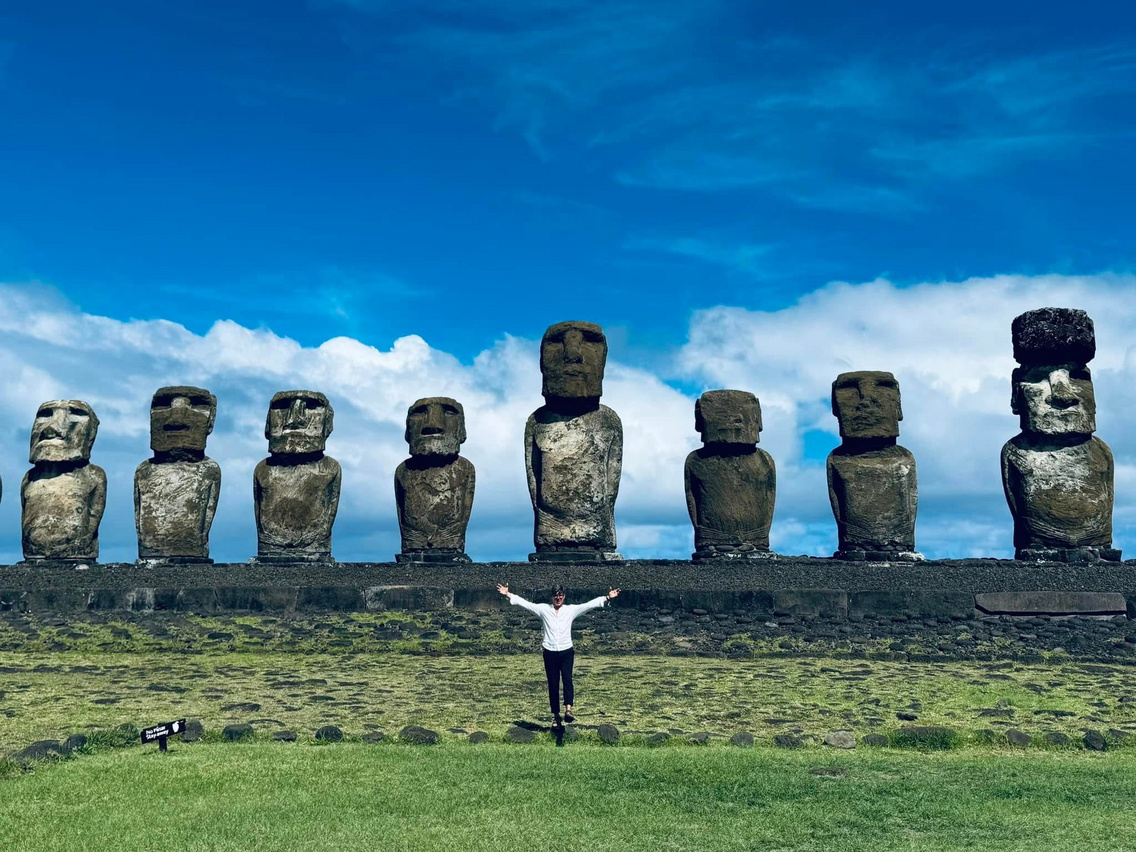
top-left (1, 558), bottom-right (1135, 620)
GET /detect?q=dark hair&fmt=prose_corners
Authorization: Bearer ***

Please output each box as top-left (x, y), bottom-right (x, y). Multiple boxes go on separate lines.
top-left (550, 585), bottom-right (565, 596)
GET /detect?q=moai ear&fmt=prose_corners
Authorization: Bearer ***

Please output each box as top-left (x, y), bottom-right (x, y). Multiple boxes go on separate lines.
top-left (1010, 367), bottom-right (1024, 416)
top-left (694, 397), bottom-right (705, 435)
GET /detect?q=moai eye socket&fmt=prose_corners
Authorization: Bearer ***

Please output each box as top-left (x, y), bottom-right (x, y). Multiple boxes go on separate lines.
top-left (270, 397), bottom-right (293, 411)
top-left (68, 407), bottom-right (89, 418)
top-left (443, 404), bottom-right (460, 416)
top-left (36, 407), bottom-right (54, 419)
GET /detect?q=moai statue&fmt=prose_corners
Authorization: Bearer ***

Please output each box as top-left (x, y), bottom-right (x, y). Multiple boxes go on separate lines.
top-left (684, 390), bottom-right (776, 560)
top-left (525, 321), bottom-right (623, 562)
top-left (1002, 307), bottom-right (1119, 562)
top-left (253, 390), bottom-right (341, 562)
top-left (134, 386), bottom-right (221, 563)
top-left (827, 372), bottom-right (919, 560)
top-left (21, 400), bottom-right (106, 562)
top-left (395, 397), bottom-right (475, 562)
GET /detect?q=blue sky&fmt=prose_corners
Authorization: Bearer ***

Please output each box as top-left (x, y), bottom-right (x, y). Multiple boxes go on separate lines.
top-left (1, 2), bottom-right (1135, 562)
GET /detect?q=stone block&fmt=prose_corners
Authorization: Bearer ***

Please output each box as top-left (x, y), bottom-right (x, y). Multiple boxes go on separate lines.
top-left (453, 588), bottom-right (505, 610)
top-left (774, 588), bottom-right (848, 618)
top-left (974, 591), bottom-right (1126, 617)
top-left (849, 590), bottom-right (973, 620)
top-left (177, 588), bottom-right (220, 612)
top-left (297, 586), bottom-right (365, 611)
top-left (364, 586), bottom-right (452, 611)
top-left (682, 590), bottom-right (774, 617)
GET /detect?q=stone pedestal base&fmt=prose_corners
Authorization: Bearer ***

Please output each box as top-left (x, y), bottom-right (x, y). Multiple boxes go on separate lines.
top-left (250, 554), bottom-right (336, 565)
top-left (396, 551), bottom-right (472, 564)
top-left (529, 549), bottom-right (623, 563)
top-left (137, 557), bottom-right (214, 567)
top-left (692, 549), bottom-right (775, 562)
top-left (835, 550), bottom-right (923, 562)
top-left (16, 558), bottom-right (96, 568)
top-left (1016, 546), bottom-right (1122, 563)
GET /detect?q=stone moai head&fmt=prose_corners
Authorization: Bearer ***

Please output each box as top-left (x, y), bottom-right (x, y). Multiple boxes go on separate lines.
top-left (1010, 307), bottom-right (1096, 436)
top-left (29, 400), bottom-right (99, 464)
top-left (540, 321), bottom-right (607, 402)
top-left (695, 390), bottom-right (761, 445)
top-left (831, 371), bottom-right (902, 440)
top-left (150, 386), bottom-right (216, 454)
top-left (266, 390), bottom-right (334, 455)
top-left (405, 397), bottom-right (466, 458)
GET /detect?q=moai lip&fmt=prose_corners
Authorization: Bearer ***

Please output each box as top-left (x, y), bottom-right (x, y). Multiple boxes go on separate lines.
top-left (22, 400), bottom-right (106, 562)
top-left (1001, 308), bottom-right (1118, 561)
top-left (527, 321), bottom-right (623, 562)
top-left (254, 390), bottom-right (341, 562)
top-left (685, 390), bottom-right (776, 561)
top-left (135, 386), bottom-right (220, 564)
top-left (827, 372), bottom-right (919, 560)
top-left (395, 397), bottom-right (475, 563)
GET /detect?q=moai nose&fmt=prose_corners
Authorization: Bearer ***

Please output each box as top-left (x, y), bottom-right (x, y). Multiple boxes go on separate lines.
top-left (171, 396), bottom-right (191, 409)
top-left (422, 405), bottom-right (445, 435)
top-left (286, 397), bottom-right (306, 426)
top-left (563, 330), bottom-right (584, 363)
top-left (1049, 370), bottom-right (1079, 408)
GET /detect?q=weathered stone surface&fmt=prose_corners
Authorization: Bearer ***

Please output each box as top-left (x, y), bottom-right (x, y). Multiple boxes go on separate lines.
top-left (1083, 729), bottom-right (1108, 751)
top-left (505, 725), bottom-right (536, 743)
top-left (729, 731), bottom-right (754, 747)
top-left (1005, 729), bottom-right (1031, 746)
top-left (824, 730), bottom-right (856, 749)
top-left (254, 391), bottom-right (341, 561)
top-left (526, 321), bottom-right (622, 562)
top-left (399, 725), bottom-right (438, 744)
top-left (689, 731), bottom-right (712, 744)
top-left (467, 731), bottom-right (489, 744)
top-left (12, 740), bottom-right (65, 766)
top-left (63, 733), bottom-right (88, 753)
top-left (272, 730), bottom-right (298, 742)
top-left (685, 390), bottom-right (776, 559)
top-left (363, 731), bottom-right (387, 744)
top-left (22, 400), bottom-right (106, 562)
top-left (773, 733), bottom-right (803, 749)
top-left (974, 591), bottom-right (1127, 617)
top-left (1003, 308), bottom-right (1118, 560)
top-left (135, 387), bottom-right (220, 562)
top-left (222, 723), bottom-right (253, 741)
top-left (182, 720), bottom-right (204, 743)
top-left (862, 733), bottom-right (889, 747)
top-left (827, 372), bottom-right (918, 558)
top-left (596, 723), bottom-right (620, 744)
top-left (774, 589), bottom-right (848, 619)
top-left (315, 725), bottom-right (343, 742)
top-left (646, 732), bottom-right (671, 747)
top-left (1044, 732), bottom-right (1070, 746)
top-left (395, 398), bottom-right (475, 563)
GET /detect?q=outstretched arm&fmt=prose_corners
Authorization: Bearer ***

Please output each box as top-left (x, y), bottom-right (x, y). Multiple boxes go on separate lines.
top-left (575, 587), bottom-right (621, 615)
top-left (498, 583), bottom-right (541, 615)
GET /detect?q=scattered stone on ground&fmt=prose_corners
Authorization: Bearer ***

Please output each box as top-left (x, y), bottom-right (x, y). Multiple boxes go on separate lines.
top-left (1006, 729), bottom-right (1031, 746)
top-left (505, 726), bottom-right (536, 744)
top-left (824, 731), bottom-right (856, 749)
top-left (467, 731), bottom-right (488, 744)
top-left (222, 723), bottom-right (253, 742)
top-left (1083, 729), bottom-right (1108, 751)
top-left (272, 730), bottom-right (297, 742)
top-left (400, 725), bottom-right (438, 745)
top-left (730, 732), bottom-right (754, 747)
top-left (597, 723), bottom-right (620, 745)
top-left (315, 725), bottom-right (343, 742)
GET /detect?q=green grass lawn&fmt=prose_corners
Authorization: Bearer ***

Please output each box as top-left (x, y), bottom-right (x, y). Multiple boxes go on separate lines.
top-left (3, 744), bottom-right (1135, 851)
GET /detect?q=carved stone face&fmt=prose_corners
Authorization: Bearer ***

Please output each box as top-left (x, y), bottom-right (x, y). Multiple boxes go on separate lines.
top-left (405, 397), bottom-right (466, 457)
top-left (832, 371), bottom-right (902, 439)
top-left (29, 400), bottom-right (99, 463)
top-left (266, 390), bottom-right (333, 454)
top-left (696, 390), bottom-right (761, 445)
top-left (150, 386), bottom-right (216, 453)
top-left (541, 321), bottom-right (607, 401)
top-left (1012, 363), bottom-right (1096, 435)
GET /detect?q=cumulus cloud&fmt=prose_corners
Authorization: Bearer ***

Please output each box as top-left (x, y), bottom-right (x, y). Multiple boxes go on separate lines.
top-left (0, 273), bottom-right (1134, 564)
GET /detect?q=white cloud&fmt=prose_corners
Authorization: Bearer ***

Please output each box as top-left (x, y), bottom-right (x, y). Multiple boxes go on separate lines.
top-left (0, 273), bottom-right (1134, 564)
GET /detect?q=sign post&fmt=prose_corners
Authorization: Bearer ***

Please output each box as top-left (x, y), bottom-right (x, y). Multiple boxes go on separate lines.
top-left (141, 719), bottom-right (187, 753)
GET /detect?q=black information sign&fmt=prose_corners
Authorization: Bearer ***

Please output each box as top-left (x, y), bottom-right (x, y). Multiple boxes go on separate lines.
top-left (141, 719), bottom-right (187, 752)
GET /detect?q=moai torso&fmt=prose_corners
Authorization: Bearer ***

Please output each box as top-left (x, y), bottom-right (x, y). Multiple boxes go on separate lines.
top-left (827, 445), bottom-right (917, 552)
top-left (254, 455), bottom-right (341, 558)
top-left (685, 447), bottom-right (776, 552)
top-left (1002, 435), bottom-right (1113, 549)
top-left (134, 386), bottom-right (220, 561)
top-left (526, 404), bottom-right (622, 550)
top-left (22, 464), bottom-right (107, 561)
top-left (135, 459), bottom-right (221, 560)
top-left (22, 399), bottom-right (105, 562)
top-left (395, 457), bottom-right (475, 552)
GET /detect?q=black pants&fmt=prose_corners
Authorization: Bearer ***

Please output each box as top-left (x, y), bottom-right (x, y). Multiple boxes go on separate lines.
top-left (542, 647), bottom-right (575, 716)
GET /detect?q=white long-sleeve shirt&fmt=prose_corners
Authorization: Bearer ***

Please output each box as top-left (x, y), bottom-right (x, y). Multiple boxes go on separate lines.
top-left (507, 593), bottom-right (608, 651)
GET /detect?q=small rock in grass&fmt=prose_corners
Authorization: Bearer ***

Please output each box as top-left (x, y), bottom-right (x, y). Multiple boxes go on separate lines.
top-left (181, 721), bottom-right (204, 743)
top-left (597, 724), bottom-right (620, 745)
top-left (861, 734), bottom-right (888, 747)
top-left (774, 733), bottom-right (803, 749)
top-left (400, 725), bottom-right (438, 745)
top-left (730, 732), bottom-right (754, 748)
top-left (363, 731), bottom-right (387, 744)
top-left (13, 740), bottom-right (65, 766)
top-left (222, 724), bottom-right (254, 742)
top-left (1083, 730), bottom-right (1107, 751)
top-left (1107, 729), bottom-right (1129, 743)
top-left (896, 712), bottom-right (919, 721)
top-left (560, 726), bottom-right (580, 743)
top-left (63, 734), bottom-right (88, 753)
top-left (467, 732), bottom-right (489, 744)
top-left (1005, 729), bottom-right (1031, 747)
top-left (315, 725), bottom-right (343, 742)
top-left (824, 731), bottom-right (856, 749)
top-left (506, 726), bottom-right (536, 744)
top-left (689, 732), bottom-right (711, 745)
top-left (646, 732), bottom-right (670, 747)
top-left (1044, 732), bottom-right (1070, 746)
top-left (272, 731), bottom-right (298, 743)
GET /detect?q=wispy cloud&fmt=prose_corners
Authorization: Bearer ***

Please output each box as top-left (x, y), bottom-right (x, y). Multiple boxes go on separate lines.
top-left (625, 236), bottom-right (773, 276)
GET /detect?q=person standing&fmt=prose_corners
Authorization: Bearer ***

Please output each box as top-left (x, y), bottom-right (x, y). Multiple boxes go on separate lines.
top-left (496, 582), bottom-right (620, 726)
